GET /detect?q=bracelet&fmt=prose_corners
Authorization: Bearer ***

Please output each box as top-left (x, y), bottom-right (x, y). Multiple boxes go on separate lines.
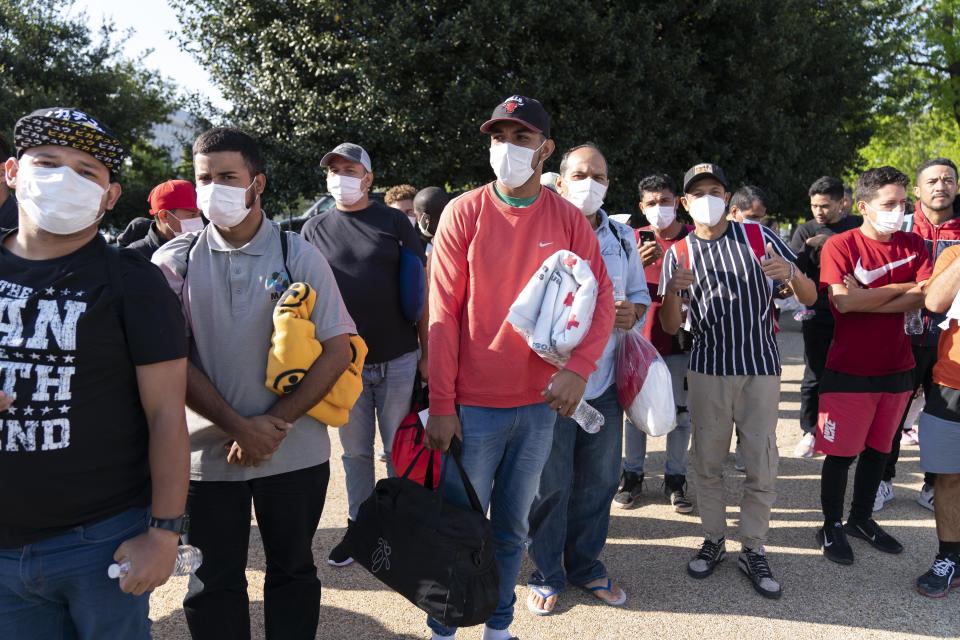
top-left (787, 263), bottom-right (796, 282)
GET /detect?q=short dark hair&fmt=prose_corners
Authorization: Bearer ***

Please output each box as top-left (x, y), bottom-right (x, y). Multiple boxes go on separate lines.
top-left (0, 133), bottom-right (10, 160)
top-left (193, 127), bottom-right (265, 177)
top-left (916, 157), bottom-right (958, 181)
top-left (559, 142), bottom-right (603, 176)
top-left (638, 173), bottom-right (677, 198)
top-left (730, 185), bottom-right (768, 213)
top-left (856, 166), bottom-right (909, 204)
top-left (808, 176), bottom-right (845, 200)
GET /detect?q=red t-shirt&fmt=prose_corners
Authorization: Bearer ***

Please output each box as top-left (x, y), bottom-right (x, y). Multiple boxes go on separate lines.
top-left (820, 228), bottom-right (933, 376)
top-left (636, 224), bottom-right (693, 356)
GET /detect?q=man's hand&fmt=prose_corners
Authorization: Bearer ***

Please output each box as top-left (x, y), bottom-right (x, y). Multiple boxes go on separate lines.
top-left (806, 234), bottom-right (829, 249)
top-left (418, 354), bottom-right (429, 383)
top-left (113, 528), bottom-right (179, 596)
top-left (425, 414), bottom-right (462, 452)
top-left (666, 268), bottom-right (695, 295)
top-left (638, 241), bottom-right (661, 267)
top-left (231, 415), bottom-right (291, 463)
top-left (761, 243), bottom-right (793, 281)
top-left (542, 369), bottom-right (587, 417)
top-left (843, 274), bottom-right (863, 290)
top-left (614, 300), bottom-right (638, 330)
top-left (0, 391), bottom-right (13, 413)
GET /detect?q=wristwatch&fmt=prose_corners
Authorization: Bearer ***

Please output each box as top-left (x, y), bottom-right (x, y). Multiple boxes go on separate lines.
top-left (149, 514), bottom-right (189, 536)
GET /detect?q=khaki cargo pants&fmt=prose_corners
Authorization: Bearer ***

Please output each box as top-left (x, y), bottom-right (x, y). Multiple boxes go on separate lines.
top-left (687, 371), bottom-right (780, 549)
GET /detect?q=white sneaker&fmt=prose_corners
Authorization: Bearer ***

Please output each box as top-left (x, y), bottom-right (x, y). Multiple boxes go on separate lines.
top-left (917, 483), bottom-right (935, 512)
top-left (793, 433), bottom-right (816, 458)
top-left (873, 480), bottom-right (894, 512)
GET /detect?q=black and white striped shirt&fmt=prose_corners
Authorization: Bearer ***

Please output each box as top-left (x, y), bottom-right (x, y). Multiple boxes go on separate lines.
top-left (659, 222), bottom-right (797, 376)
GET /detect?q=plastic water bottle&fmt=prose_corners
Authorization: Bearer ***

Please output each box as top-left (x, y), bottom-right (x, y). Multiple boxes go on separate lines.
top-left (108, 545), bottom-right (203, 580)
top-left (904, 308), bottom-right (924, 335)
top-left (570, 399), bottom-right (605, 434)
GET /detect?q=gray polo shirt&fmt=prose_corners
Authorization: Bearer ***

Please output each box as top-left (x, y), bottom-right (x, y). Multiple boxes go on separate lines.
top-left (153, 215), bottom-right (356, 481)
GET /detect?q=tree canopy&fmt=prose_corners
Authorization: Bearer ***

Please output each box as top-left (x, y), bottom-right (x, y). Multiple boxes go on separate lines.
top-left (174, 0), bottom-right (897, 217)
top-left (0, 0), bottom-right (181, 226)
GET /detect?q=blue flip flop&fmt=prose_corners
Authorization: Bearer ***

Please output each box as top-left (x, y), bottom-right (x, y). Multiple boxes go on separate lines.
top-left (585, 577), bottom-right (626, 606)
top-left (526, 585), bottom-right (560, 616)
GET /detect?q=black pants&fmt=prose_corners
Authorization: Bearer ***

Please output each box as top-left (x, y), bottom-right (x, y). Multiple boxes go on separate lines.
top-left (884, 344), bottom-right (937, 484)
top-left (183, 463), bottom-right (330, 640)
top-left (800, 320), bottom-right (834, 434)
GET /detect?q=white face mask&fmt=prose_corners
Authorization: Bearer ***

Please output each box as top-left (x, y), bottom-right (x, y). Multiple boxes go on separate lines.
top-left (866, 203), bottom-right (905, 235)
top-left (489, 141), bottom-right (543, 189)
top-left (196, 180), bottom-right (256, 229)
top-left (563, 178), bottom-right (607, 215)
top-left (327, 173), bottom-right (366, 206)
top-left (688, 194), bottom-right (727, 226)
top-left (16, 163), bottom-right (107, 235)
top-left (169, 213), bottom-right (204, 236)
top-left (644, 205), bottom-right (676, 230)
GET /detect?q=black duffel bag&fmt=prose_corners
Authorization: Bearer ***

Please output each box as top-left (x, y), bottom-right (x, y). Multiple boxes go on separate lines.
top-left (344, 440), bottom-right (499, 628)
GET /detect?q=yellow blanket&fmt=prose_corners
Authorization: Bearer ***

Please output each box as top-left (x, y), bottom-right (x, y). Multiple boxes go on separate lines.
top-left (265, 282), bottom-right (367, 427)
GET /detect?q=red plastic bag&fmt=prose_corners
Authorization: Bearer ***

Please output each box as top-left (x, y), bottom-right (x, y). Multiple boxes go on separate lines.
top-left (616, 326), bottom-right (676, 436)
top-left (391, 380), bottom-right (442, 489)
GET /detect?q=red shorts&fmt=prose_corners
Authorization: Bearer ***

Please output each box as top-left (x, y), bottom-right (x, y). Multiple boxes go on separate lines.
top-left (816, 391), bottom-right (910, 457)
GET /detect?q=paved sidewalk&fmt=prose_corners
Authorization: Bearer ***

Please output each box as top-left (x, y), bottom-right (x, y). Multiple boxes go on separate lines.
top-left (150, 324), bottom-right (959, 639)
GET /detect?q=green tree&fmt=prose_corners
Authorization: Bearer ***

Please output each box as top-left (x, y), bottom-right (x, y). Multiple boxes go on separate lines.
top-left (0, 0), bottom-right (179, 227)
top-left (174, 0), bottom-right (897, 217)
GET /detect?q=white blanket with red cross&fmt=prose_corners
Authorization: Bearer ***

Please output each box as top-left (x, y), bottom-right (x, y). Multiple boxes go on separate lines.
top-left (506, 250), bottom-right (598, 368)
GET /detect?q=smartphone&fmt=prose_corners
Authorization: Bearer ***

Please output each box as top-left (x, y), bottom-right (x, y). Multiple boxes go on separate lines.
top-left (639, 230), bottom-right (656, 245)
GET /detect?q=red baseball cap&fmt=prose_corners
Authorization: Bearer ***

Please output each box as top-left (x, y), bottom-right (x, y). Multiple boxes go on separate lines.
top-left (148, 180), bottom-right (199, 215)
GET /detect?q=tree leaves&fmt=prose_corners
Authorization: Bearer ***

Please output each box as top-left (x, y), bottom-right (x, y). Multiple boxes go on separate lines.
top-left (174, 0), bottom-right (894, 217)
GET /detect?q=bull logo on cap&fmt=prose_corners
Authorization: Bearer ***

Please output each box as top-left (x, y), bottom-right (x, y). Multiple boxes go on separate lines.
top-left (502, 95), bottom-right (525, 113)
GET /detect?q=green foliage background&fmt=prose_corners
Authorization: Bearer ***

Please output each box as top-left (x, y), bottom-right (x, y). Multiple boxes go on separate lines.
top-left (171, 0), bottom-right (898, 218)
top-left (3, 0), bottom-right (959, 225)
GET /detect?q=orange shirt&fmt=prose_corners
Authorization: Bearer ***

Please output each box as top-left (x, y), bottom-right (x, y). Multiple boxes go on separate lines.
top-left (931, 245), bottom-right (960, 390)
top-left (428, 183), bottom-right (615, 415)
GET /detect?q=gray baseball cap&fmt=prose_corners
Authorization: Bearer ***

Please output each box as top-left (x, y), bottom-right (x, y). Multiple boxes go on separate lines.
top-left (320, 142), bottom-right (372, 172)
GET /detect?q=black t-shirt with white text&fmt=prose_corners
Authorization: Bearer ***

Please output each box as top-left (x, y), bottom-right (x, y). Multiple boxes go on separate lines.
top-left (301, 201), bottom-right (426, 364)
top-left (0, 233), bottom-right (187, 547)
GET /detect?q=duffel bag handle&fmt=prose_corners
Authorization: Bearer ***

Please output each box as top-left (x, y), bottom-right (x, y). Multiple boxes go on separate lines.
top-left (437, 437), bottom-right (484, 515)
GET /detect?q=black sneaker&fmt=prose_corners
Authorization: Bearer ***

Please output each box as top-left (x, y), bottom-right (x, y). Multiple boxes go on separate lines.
top-left (664, 474), bottom-right (693, 514)
top-left (845, 518), bottom-right (904, 554)
top-left (687, 537), bottom-right (725, 579)
top-left (613, 471), bottom-right (643, 509)
top-left (916, 553), bottom-right (959, 599)
top-left (817, 522), bottom-right (854, 565)
top-left (738, 546), bottom-right (782, 599)
top-left (327, 521), bottom-right (354, 567)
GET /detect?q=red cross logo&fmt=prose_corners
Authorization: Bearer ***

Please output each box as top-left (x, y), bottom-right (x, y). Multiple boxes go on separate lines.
top-left (563, 255), bottom-right (578, 268)
top-left (566, 314), bottom-right (580, 330)
top-left (563, 292), bottom-right (575, 307)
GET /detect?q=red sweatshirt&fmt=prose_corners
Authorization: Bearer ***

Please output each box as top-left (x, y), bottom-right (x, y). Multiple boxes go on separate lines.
top-left (428, 183), bottom-right (615, 416)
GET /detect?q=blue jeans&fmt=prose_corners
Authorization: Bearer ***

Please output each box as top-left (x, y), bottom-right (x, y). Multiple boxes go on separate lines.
top-left (427, 402), bottom-right (556, 636)
top-left (340, 349), bottom-right (418, 519)
top-left (623, 353), bottom-right (692, 476)
top-left (527, 385), bottom-right (623, 592)
top-left (0, 507), bottom-right (151, 640)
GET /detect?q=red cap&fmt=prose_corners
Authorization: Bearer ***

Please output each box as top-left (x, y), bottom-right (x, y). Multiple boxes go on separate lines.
top-left (148, 180), bottom-right (198, 215)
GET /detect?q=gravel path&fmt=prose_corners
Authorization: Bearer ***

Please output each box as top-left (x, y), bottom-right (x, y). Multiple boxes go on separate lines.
top-left (149, 322), bottom-right (959, 639)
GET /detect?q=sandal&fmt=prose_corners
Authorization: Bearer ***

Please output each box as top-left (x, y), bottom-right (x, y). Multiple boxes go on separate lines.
top-left (583, 577), bottom-right (626, 606)
top-left (526, 585), bottom-right (559, 616)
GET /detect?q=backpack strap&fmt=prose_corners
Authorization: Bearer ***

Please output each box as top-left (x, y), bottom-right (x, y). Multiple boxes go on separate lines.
top-left (280, 229), bottom-right (291, 279)
top-left (179, 233), bottom-right (203, 300)
top-left (743, 222), bottom-right (766, 263)
top-left (607, 219), bottom-right (633, 257)
top-left (674, 235), bottom-right (692, 270)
